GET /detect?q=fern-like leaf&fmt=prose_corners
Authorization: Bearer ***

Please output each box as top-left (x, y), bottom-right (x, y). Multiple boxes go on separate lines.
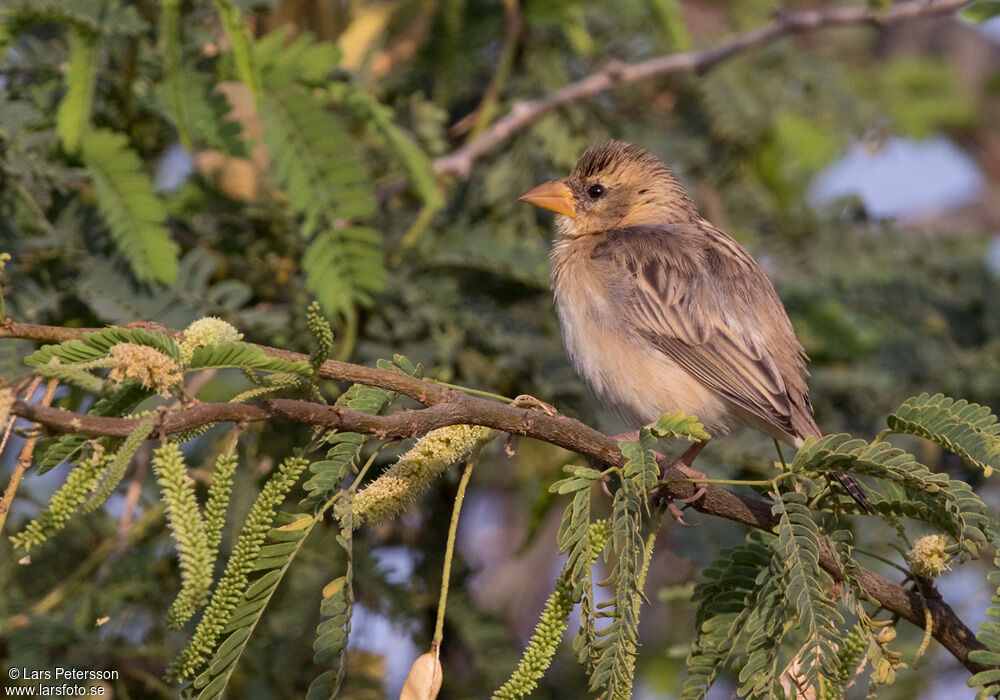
top-left (55, 27), bottom-right (98, 153)
top-left (187, 342), bottom-right (311, 375)
top-left (211, 0), bottom-right (260, 105)
top-left (26, 327), bottom-right (180, 367)
top-left (649, 411), bottom-right (711, 442)
top-left (766, 491), bottom-right (842, 694)
top-left (307, 497), bottom-right (354, 700)
top-left (80, 129), bottom-right (179, 284)
top-left (260, 87), bottom-right (383, 319)
top-left (887, 392), bottom-right (1000, 476)
top-left (793, 433), bottom-right (990, 556)
top-left (681, 538), bottom-right (772, 700)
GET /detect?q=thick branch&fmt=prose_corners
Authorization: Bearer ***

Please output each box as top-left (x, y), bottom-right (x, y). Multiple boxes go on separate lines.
top-left (1, 319), bottom-right (989, 673)
top-left (431, 0), bottom-right (969, 178)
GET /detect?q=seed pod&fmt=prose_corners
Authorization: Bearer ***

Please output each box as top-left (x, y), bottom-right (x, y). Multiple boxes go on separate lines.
top-left (399, 651), bottom-right (442, 700)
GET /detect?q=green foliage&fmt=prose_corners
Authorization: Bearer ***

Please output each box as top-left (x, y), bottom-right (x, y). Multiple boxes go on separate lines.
top-left (81, 129), bottom-right (179, 284)
top-left (192, 511), bottom-right (317, 700)
top-left (212, 0), bottom-right (261, 104)
top-left (681, 538), bottom-right (771, 700)
top-left (35, 382), bottom-right (151, 475)
top-left (186, 342), bottom-right (311, 375)
top-left (887, 393), bottom-right (1000, 476)
top-left (169, 455), bottom-right (310, 680)
top-left (969, 543), bottom-right (1000, 698)
top-left (649, 411), bottom-right (711, 442)
top-left (152, 443), bottom-right (214, 629)
top-left (881, 58), bottom-right (978, 138)
top-left (159, 0), bottom-right (191, 152)
top-left (793, 434), bottom-right (990, 556)
top-left (589, 431), bottom-right (659, 699)
top-left (0, 0), bottom-right (147, 38)
top-left (3, 1), bottom-right (1000, 698)
top-left (307, 498), bottom-right (354, 700)
top-left (55, 28), bottom-right (98, 153)
top-left (260, 87), bottom-right (383, 320)
top-left (26, 327), bottom-right (180, 367)
top-left (766, 491), bottom-right (842, 694)
top-left (302, 356), bottom-right (418, 508)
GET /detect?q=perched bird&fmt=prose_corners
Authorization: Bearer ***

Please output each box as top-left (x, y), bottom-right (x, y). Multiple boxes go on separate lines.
top-left (519, 141), bottom-right (872, 512)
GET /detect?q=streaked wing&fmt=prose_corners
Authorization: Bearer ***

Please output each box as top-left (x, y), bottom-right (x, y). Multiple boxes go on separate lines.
top-left (593, 224), bottom-right (811, 438)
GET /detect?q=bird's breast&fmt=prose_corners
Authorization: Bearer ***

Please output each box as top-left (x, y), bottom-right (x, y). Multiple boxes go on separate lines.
top-left (550, 239), bottom-right (732, 430)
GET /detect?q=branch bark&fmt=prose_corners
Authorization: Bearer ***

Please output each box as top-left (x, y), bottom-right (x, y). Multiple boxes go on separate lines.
top-left (431, 0), bottom-right (970, 178)
top-left (0, 319), bottom-right (989, 674)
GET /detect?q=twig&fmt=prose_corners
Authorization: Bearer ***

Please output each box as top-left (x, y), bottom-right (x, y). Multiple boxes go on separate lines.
top-left (0, 375), bottom-right (58, 533)
top-left (431, 0), bottom-right (968, 178)
top-left (0, 319), bottom-right (989, 674)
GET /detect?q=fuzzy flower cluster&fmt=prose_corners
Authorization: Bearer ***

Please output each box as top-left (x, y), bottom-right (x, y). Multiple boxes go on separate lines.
top-left (493, 580), bottom-right (574, 699)
top-left (108, 343), bottom-right (182, 396)
top-left (153, 444), bottom-right (214, 629)
top-left (10, 458), bottom-right (103, 551)
top-left (352, 425), bottom-right (492, 526)
top-left (179, 316), bottom-right (243, 364)
top-left (908, 534), bottom-right (952, 578)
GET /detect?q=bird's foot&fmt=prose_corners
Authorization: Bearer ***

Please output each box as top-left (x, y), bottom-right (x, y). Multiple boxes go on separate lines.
top-left (665, 499), bottom-right (699, 527)
top-left (656, 454), bottom-right (708, 525)
top-left (511, 394), bottom-right (559, 417)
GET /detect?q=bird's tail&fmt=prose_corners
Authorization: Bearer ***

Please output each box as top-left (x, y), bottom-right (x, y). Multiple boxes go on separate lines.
top-left (832, 472), bottom-right (875, 513)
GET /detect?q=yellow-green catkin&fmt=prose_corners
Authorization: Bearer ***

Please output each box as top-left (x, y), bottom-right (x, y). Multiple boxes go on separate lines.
top-left (10, 457), bottom-right (104, 551)
top-left (492, 580), bottom-right (574, 700)
top-left (352, 425), bottom-right (492, 526)
top-left (81, 416), bottom-right (154, 514)
top-left (152, 443), bottom-right (213, 629)
top-left (108, 343), bottom-right (182, 396)
top-left (908, 534), bottom-right (951, 578)
top-left (492, 520), bottom-right (611, 700)
top-left (179, 316), bottom-right (243, 364)
top-left (168, 455), bottom-right (310, 680)
top-left (204, 452), bottom-right (238, 556)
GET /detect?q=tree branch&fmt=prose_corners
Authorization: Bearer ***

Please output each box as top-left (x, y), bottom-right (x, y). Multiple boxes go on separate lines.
top-left (0, 319), bottom-right (989, 674)
top-left (431, 0), bottom-right (969, 178)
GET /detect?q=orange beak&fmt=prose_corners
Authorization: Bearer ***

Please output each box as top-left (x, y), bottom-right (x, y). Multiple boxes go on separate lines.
top-left (518, 180), bottom-right (577, 218)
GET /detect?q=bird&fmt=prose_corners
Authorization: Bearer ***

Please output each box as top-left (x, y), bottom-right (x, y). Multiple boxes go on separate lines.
top-left (518, 140), bottom-right (873, 513)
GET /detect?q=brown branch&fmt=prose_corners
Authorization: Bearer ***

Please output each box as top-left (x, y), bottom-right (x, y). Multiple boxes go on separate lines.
top-left (431, 0), bottom-right (970, 178)
top-left (0, 318), bottom-right (990, 674)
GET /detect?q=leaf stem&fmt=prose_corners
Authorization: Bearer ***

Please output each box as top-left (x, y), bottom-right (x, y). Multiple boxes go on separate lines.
top-left (656, 472), bottom-right (799, 488)
top-left (423, 378), bottom-right (514, 403)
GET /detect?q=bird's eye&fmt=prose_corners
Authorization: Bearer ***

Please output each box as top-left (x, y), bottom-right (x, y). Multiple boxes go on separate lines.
top-left (587, 184), bottom-right (606, 199)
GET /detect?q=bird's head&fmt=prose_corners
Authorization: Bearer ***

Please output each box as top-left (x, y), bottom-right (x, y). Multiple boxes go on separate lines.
top-left (519, 141), bottom-right (698, 238)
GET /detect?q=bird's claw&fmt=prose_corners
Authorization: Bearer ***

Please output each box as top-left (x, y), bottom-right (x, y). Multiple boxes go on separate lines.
top-left (667, 500), bottom-right (698, 527)
top-left (676, 485), bottom-right (707, 504)
top-left (511, 394), bottom-right (560, 417)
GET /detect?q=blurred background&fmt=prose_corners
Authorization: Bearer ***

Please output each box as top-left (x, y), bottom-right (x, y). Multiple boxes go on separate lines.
top-left (1, 0), bottom-right (1000, 698)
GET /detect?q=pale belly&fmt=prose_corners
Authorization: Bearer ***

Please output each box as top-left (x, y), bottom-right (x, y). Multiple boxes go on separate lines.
top-left (555, 290), bottom-right (737, 434)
